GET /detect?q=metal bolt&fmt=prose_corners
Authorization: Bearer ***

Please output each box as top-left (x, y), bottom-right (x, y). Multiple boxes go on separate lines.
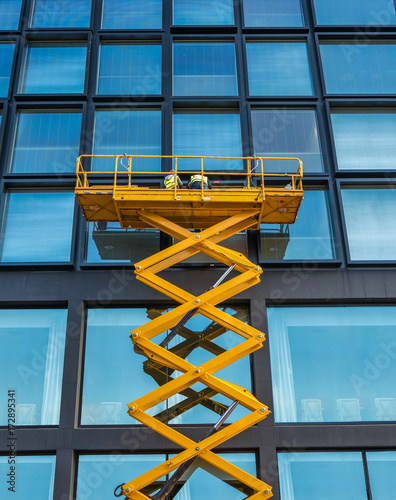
top-left (258, 334), bottom-right (263, 338)
top-left (195, 298), bottom-right (200, 303)
top-left (195, 234), bottom-right (200, 239)
top-left (260, 407), bottom-right (266, 412)
top-left (126, 488), bottom-right (130, 493)
top-left (133, 332), bottom-right (138, 337)
top-left (136, 265), bottom-right (141, 270)
top-left (130, 406), bottom-right (134, 411)
top-left (196, 447), bottom-right (200, 451)
top-left (195, 369), bottom-right (200, 374)
top-left (169, 462), bottom-right (173, 466)
top-left (265, 490), bottom-right (269, 494)
top-left (255, 266), bottom-right (260, 271)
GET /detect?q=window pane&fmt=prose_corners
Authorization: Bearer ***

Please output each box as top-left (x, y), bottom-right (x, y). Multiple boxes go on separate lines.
top-left (93, 109), bottom-right (161, 171)
top-left (0, 43), bottom-right (15, 97)
top-left (98, 44), bottom-right (161, 95)
top-left (246, 42), bottom-right (313, 96)
top-left (173, 111), bottom-right (242, 170)
top-left (0, 0), bottom-right (22, 30)
top-left (278, 452), bottom-right (367, 500)
top-left (102, 0), bottom-right (162, 29)
top-left (243, 0), bottom-right (304, 27)
top-left (19, 43), bottom-right (87, 94)
top-left (268, 306), bottom-right (396, 423)
top-left (85, 223), bottom-right (160, 263)
top-left (260, 190), bottom-right (335, 260)
top-left (10, 111), bottom-right (82, 173)
top-left (251, 109), bottom-right (323, 173)
top-left (341, 187), bottom-right (396, 261)
top-left (331, 110), bottom-right (396, 170)
top-left (31, 0), bottom-right (91, 27)
top-left (173, 0), bottom-right (234, 25)
top-left (173, 42), bottom-right (237, 96)
top-left (0, 456), bottom-right (55, 499)
top-left (367, 452), bottom-right (396, 500)
top-left (0, 310), bottom-right (67, 425)
top-left (314, 0), bottom-right (396, 25)
top-left (1, 192), bottom-right (75, 262)
top-left (320, 42), bottom-right (396, 94)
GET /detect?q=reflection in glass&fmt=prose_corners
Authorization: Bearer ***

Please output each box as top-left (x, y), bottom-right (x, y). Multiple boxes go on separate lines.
top-left (278, 452), bottom-right (367, 500)
top-left (252, 109), bottom-right (323, 173)
top-left (10, 111), bottom-right (82, 173)
top-left (268, 306), bottom-right (396, 423)
top-left (0, 192), bottom-right (75, 262)
top-left (173, 42), bottom-right (237, 96)
top-left (313, 0), bottom-right (396, 25)
top-left (173, 0), bottom-right (234, 25)
top-left (320, 42), bottom-right (396, 94)
top-left (98, 44), bottom-right (161, 95)
top-left (0, 456), bottom-right (55, 499)
top-left (19, 43), bottom-right (87, 94)
top-left (0, 43), bottom-right (15, 96)
top-left (0, 310), bottom-right (67, 425)
top-left (367, 452), bottom-right (396, 500)
top-left (173, 111), bottom-right (242, 170)
top-left (243, 0), bottom-right (304, 27)
top-left (0, 0), bottom-right (22, 30)
top-left (260, 190), bottom-right (335, 260)
top-left (341, 187), bottom-right (396, 261)
top-left (246, 42), bottom-right (313, 96)
top-left (31, 0), bottom-right (91, 27)
top-left (102, 0), bottom-right (162, 29)
top-left (331, 110), bottom-right (396, 170)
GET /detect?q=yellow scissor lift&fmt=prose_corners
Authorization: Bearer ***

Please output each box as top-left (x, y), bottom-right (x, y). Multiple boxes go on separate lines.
top-left (75, 154), bottom-right (303, 500)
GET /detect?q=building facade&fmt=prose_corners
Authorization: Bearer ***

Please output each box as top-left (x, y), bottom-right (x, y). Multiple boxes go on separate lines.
top-left (1, 0), bottom-right (396, 499)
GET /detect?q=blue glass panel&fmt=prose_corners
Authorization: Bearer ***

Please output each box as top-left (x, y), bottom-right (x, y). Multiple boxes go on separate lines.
top-left (173, 112), bottom-right (242, 170)
top-left (367, 452), bottom-right (396, 500)
top-left (0, 456), bottom-right (55, 499)
top-left (102, 0), bottom-right (162, 29)
top-left (260, 190), bottom-right (335, 260)
top-left (93, 109), bottom-right (161, 172)
top-left (0, 43), bottom-right (15, 97)
top-left (0, 310), bottom-right (67, 425)
top-left (268, 306), bottom-right (396, 423)
top-left (246, 42), bottom-right (313, 96)
top-left (314, 0), bottom-right (396, 25)
top-left (173, 0), bottom-right (234, 25)
top-left (11, 111), bottom-right (82, 173)
top-left (278, 452), bottom-right (367, 500)
top-left (252, 109), bottom-right (323, 173)
top-left (0, 0), bottom-right (22, 29)
top-left (341, 187), bottom-right (396, 261)
top-left (320, 43), bottom-right (396, 94)
top-left (20, 43), bottom-right (87, 94)
top-left (331, 110), bottom-right (396, 170)
top-left (98, 44), bottom-right (161, 95)
top-left (32, 0), bottom-right (91, 27)
top-left (244, 0), bottom-right (304, 27)
top-left (1, 192), bottom-right (75, 262)
top-left (173, 42), bottom-right (237, 96)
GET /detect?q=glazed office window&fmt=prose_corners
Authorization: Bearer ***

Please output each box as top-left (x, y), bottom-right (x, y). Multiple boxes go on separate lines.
top-left (0, 43), bottom-right (15, 97)
top-left (173, 0), bottom-right (235, 25)
top-left (31, 0), bottom-right (91, 28)
top-left (341, 187), bottom-right (396, 261)
top-left (0, 0), bottom-right (22, 30)
top-left (268, 306), bottom-right (396, 423)
top-left (81, 307), bottom-right (251, 425)
top-left (173, 111), bottom-right (243, 170)
top-left (367, 452), bottom-right (396, 499)
top-left (0, 310), bottom-right (67, 425)
top-left (251, 109), bottom-right (323, 173)
top-left (278, 452), bottom-right (367, 500)
top-left (246, 42), bottom-right (313, 96)
top-left (319, 42), bottom-right (396, 94)
top-left (10, 110), bottom-right (82, 173)
top-left (243, 0), bottom-right (304, 27)
top-left (98, 43), bottom-right (162, 95)
top-left (102, 0), bottom-right (162, 29)
top-left (19, 43), bottom-right (87, 94)
top-left (0, 192), bottom-right (75, 262)
top-left (173, 42), bottom-right (238, 96)
top-left (330, 110), bottom-right (396, 171)
top-left (0, 456), bottom-right (55, 498)
top-left (313, 0), bottom-right (396, 25)
top-left (92, 109), bottom-right (161, 171)
top-left (84, 223), bottom-right (160, 263)
top-left (260, 190), bottom-right (335, 261)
